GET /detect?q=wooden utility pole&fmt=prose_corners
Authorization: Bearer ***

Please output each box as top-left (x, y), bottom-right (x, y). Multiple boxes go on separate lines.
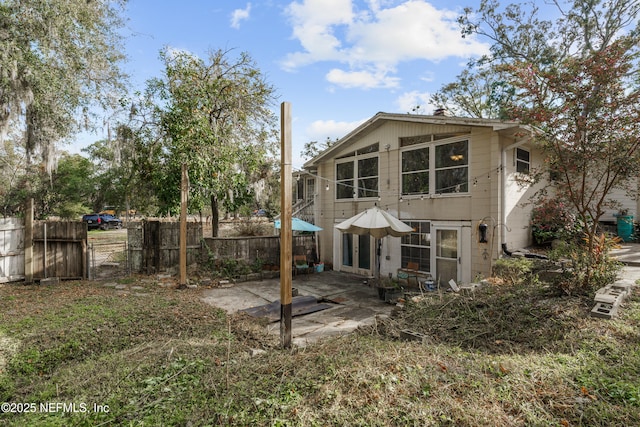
top-left (179, 163), bottom-right (188, 288)
top-left (280, 102), bottom-right (293, 348)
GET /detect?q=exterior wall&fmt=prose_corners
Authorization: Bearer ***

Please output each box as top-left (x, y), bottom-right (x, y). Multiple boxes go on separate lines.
top-left (502, 143), bottom-right (542, 251)
top-left (603, 182), bottom-right (639, 222)
top-left (312, 118), bottom-right (540, 283)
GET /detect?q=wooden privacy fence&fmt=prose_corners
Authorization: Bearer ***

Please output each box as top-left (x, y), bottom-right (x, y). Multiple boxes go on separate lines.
top-left (128, 220), bottom-right (202, 274)
top-left (0, 217), bottom-right (87, 283)
top-left (203, 234), bottom-right (317, 266)
top-left (33, 221), bottom-right (87, 280)
top-left (0, 218), bottom-right (25, 283)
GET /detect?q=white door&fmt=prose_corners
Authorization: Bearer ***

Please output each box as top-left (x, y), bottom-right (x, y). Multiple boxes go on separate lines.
top-left (433, 226), bottom-right (460, 287)
top-left (337, 231), bottom-right (373, 276)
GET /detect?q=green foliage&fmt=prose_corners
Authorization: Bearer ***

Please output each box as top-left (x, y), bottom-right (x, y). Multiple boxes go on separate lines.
top-left (0, 0), bottom-right (128, 163)
top-left (547, 233), bottom-right (624, 294)
top-left (1, 278), bottom-right (639, 425)
top-left (530, 198), bottom-right (578, 245)
top-left (135, 47), bottom-right (279, 234)
top-left (492, 257), bottom-right (536, 286)
top-left (301, 137), bottom-right (339, 160)
top-left (451, 0), bottom-right (640, 291)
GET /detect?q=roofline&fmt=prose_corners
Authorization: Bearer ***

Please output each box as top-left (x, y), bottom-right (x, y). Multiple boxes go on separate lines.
top-left (302, 112), bottom-right (530, 169)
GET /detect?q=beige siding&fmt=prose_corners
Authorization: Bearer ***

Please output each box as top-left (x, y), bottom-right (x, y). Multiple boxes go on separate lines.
top-left (312, 118), bottom-right (539, 282)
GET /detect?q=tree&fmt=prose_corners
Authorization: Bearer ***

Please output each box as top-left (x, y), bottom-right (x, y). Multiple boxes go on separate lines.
top-left (38, 153), bottom-right (96, 218)
top-left (454, 0), bottom-right (640, 291)
top-left (429, 68), bottom-right (514, 119)
top-left (143, 48), bottom-right (279, 236)
top-left (301, 137), bottom-right (339, 161)
top-left (0, 0), bottom-right (128, 164)
top-left (0, 133), bottom-right (26, 216)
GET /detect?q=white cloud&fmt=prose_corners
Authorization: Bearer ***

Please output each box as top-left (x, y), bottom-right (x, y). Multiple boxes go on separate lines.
top-left (306, 118), bottom-right (367, 141)
top-left (395, 90), bottom-right (435, 114)
top-left (230, 3), bottom-right (252, 29)
top-left (326, 68), bottom-right (400, 89)
top-left (282, 0), bottom-right (490, 89)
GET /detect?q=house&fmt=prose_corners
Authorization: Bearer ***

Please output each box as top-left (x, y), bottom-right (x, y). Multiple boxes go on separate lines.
top-left (301, 112), bottom-right (544, 287)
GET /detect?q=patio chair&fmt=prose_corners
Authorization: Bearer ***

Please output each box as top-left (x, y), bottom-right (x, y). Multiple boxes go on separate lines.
top-left (293, 255), bottom-right (311, 276)
top-left (397, 262), bottom-right (420, 288)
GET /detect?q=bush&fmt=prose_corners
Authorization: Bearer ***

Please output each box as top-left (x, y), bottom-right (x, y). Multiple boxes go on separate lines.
top-left (547, 233), bottom-right (623, 295)
top-left (492, 257), bottom-right (537, 286)
top-left (530, 199), bottom-right (577, 245)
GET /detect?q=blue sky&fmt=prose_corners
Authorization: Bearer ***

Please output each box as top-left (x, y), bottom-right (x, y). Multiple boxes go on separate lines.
top-left (74, 0), bottom-right (491, 168)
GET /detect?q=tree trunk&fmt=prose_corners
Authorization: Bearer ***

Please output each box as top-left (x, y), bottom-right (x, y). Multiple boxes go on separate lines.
top-left (210, 194), bottom-right (219, 237)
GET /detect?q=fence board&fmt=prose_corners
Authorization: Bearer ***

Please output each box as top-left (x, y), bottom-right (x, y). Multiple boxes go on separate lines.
top-left (32, 221), bottom-right (87, 280)
top-left (203, 234), bottom-right (316, 266)
top-left (133, 220), bottom-right (202, 274)
top-left (0, 218), bottom-right (25, 283)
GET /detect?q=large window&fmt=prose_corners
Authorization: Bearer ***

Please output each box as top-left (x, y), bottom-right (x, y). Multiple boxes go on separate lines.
top-left (358, 157), bottom-right (378, 198)
top-left (336, 148), bottom-right (379, 200)
top-left (401, 139), bottom-right (469, 195)
top-left (336, 161), bottom-right (354, 199)
top-left (435, 140), bottom-right (468, 193)
top-left (401, 221), bottom-right (431, 272)
top-left (402, 147), bottom-right (429, 195)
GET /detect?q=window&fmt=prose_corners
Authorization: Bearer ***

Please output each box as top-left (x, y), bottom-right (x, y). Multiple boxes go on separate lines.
top-left (336, 161), bottom-right (354, 199)
top-left (358, 157), bottom-right (378, 198)
top-left (306, 178), bottom-right (315, 201)
top-left (401, 221), bottom-right (430, 272)
top-left (435, 140), bottom-right (468, 193)
top-left (516, 147), bottom-right (530, 174)
top-left (402, 147), bottom-right (429, 195)
top-left (401, 139), bottom-right (469, 195)
top-left (336, 150), bottom-right (379, 200)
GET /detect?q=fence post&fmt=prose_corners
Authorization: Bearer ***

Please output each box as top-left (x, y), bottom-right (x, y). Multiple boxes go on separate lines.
top-left (24, 198), bottom-right (34, 284)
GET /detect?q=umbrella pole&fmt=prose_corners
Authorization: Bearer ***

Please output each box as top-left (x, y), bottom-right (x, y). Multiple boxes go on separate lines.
top-left (376, 238), bottom-right (381, 281)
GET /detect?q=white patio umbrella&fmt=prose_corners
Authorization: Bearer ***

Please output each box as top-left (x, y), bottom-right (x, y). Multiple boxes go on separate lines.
top-left (335, 206), bottom-right (413, 279)
top-left (335, 206), bottom-right (412, 238)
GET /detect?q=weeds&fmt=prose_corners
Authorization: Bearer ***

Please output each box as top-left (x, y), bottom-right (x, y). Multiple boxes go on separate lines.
top-left (0, 275), bottom-right (638, 426)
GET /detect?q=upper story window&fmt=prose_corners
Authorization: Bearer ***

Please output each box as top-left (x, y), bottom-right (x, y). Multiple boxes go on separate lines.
top-left (402, 147), bottom-right (429, 195)
top-left (336, 161), bottom-right (354, 199)
top-left (401, 139), bottom-right (469, 195)
top-left (516, 147), bottom-right (530, 174)
top-left (435, 140), bottom-right (468, 194)
top-left (357, 157), bottom-right (378, 198)
top-left (335, 143), bottom-right (379, 200)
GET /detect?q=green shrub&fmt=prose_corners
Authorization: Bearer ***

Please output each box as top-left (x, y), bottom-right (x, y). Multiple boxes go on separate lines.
top-left (492, 257), bottom-right (536, 286)
top-left (530, 199), bottom-right (578, 245)
top-left (547, 233), bottom-right (623, 294)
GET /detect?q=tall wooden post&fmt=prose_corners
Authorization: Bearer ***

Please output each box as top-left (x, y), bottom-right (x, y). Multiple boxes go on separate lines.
top-left (24, 198), bottom-right (34, 284)
top-left (179, 163), bottom-right (188, 288)
top-left (280, 102), bottom-right (293, 348)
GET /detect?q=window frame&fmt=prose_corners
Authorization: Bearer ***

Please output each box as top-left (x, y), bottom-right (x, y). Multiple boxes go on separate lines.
top-left (400, 138), bottom-right (470, 196)
top-left (516, 147), bottom-right (530, 174)
top-left (335, 151), bottom-right (379, 201)
top-left (400, 220), bottom-right (431, 273)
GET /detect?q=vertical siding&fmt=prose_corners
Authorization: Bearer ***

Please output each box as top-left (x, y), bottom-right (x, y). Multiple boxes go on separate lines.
top-left (316, 118), bottom-right (533, 279)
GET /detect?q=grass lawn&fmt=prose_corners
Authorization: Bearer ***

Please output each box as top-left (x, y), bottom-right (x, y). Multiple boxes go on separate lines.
top-left (0, 273), bottom-right (638, 426)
